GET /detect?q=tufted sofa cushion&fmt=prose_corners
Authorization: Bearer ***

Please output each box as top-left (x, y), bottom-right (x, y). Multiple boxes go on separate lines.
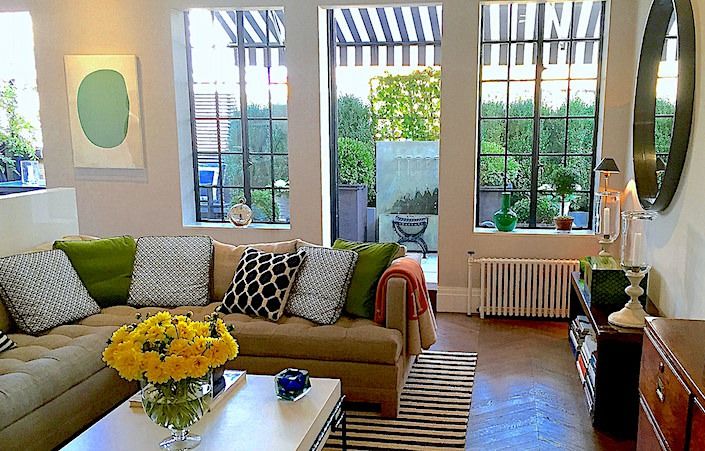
top-left (79, 303), bottom-right (403, 365)
top-left (0, 324), bottom-right (118, 430)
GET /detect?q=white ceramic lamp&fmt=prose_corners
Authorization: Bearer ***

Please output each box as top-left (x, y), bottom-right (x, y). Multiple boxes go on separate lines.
top-left (608, 210), bottom-right (656, 329)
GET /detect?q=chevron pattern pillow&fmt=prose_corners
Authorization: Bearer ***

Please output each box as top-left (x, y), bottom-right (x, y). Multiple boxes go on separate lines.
top-left (0, 330), bottom-right (16, 353)
top-left (0, 250), bottom-right (100, 334)
top-left (128, 236), bottom-right (213, 307)
top-left (285, 246), bottom-right (358, 325)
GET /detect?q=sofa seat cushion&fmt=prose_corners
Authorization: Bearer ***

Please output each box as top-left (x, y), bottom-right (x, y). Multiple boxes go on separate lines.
top-left (0, 324), bottom-right (117, 430)
top-left (80, 304), bottom-right (403, 365)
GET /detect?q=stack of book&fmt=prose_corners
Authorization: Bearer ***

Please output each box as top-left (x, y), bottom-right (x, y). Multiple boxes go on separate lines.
top-left (568, 315), bottom-right (593, 358)
top-left (577, 334), bottom-right (597, 411)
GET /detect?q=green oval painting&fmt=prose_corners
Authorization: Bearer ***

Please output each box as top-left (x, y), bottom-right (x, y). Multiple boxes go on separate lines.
top-left (77, 69), bottom-right (130, 148)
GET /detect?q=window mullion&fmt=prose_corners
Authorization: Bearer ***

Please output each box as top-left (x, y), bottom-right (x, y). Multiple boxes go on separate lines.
top-left (235, 11), bottom-right (251, 206)
top-left (529, 3), bottom-right (546, 228)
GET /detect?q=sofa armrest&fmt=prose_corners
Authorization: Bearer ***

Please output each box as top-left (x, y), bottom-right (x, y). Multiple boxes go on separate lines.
top-left (384, 277), bottom-right (407, 355)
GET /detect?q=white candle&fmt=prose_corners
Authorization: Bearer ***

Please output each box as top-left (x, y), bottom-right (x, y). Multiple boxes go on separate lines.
top-left (601, 207), bottom-right (611, 236)
top-left (630, 232), bottom-right (644, 265)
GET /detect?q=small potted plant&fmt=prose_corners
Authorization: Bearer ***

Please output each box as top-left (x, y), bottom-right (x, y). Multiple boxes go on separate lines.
top-left (550, 166), bottom-right (579, 231)
top-left (0, 80), bottom-right (38, 182)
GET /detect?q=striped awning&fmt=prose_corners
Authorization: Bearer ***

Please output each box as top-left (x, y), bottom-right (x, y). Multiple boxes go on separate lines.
top-left (212, 10), bottom-right (286, 67)
top-left (333, 6), bottom-right (442, 67)
top-left (481, 2), bottom-right (604, 67)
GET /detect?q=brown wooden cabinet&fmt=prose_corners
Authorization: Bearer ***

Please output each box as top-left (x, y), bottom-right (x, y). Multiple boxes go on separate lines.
top-left (637, 318), bottom-right (705, 450)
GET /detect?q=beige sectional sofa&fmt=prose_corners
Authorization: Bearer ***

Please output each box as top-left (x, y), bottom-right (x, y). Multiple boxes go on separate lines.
top-left (0, 238), bottom-right (414, 451)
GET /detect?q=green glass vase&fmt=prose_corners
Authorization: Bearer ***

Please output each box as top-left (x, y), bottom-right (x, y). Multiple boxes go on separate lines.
top-left (493, 192), bottom-right (518, 232)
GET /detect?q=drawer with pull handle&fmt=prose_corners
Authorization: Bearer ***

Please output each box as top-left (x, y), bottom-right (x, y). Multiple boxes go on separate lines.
top-left (640, 330), bottom-right (691, 451)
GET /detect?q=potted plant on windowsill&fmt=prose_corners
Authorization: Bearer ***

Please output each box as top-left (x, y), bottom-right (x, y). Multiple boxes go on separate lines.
top-left (550, 166), bottom-right (579, 231)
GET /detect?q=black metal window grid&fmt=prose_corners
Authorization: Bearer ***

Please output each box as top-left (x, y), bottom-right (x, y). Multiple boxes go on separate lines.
top-left (185, 9), bottom-right (289, 224)
top-left (476, 1), bottom-right (606, 229)
top-left (655, 11), bottom-right (679, 169)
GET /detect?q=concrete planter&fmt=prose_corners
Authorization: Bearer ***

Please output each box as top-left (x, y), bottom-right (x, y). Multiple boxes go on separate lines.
top-left (338, 184), bottom-right (368, 242)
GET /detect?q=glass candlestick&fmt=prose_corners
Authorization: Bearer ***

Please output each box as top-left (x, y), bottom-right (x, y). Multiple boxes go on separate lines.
top-left (594, 192), bottom-right (621, 257)
top-left (608, 211), bottom-right (656, 328)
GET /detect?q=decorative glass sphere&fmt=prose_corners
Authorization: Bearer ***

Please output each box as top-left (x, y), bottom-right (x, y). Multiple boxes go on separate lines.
top-left (227, 198), bottom-right (252, 227)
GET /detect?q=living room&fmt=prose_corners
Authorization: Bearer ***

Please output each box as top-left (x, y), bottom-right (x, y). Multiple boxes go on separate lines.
top-left (0, 0), bottom-right (703, 450)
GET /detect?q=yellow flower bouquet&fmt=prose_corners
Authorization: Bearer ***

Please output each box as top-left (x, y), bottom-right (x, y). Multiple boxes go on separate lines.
top-left (103, 311), bottom-right (238, 449)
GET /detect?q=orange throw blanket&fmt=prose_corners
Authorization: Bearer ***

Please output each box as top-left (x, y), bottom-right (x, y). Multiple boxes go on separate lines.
top-left (375, 257), bottom-right (437, 354)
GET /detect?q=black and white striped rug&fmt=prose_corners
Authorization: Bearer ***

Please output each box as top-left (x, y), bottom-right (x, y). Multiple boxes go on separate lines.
top-left (325, 350), bottom-right (477, 450)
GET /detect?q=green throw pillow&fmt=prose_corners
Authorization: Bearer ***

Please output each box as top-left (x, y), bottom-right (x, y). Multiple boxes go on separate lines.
top-left (332, 239), bottom-right (400, 319)
top-left (53, 236), bottom-right (136, 308)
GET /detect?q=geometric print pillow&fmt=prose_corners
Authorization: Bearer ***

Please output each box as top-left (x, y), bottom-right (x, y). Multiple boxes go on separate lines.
top-left (128, 236), bottom-right (212, 308)
top-left (220, 247), bottom-right (306, 321)
top-left (0, 250), bottom-right (100, 335)
top-left (0, 330), bottom-right (16, 353)
top-left (285, 246), bottom-right (358, 325)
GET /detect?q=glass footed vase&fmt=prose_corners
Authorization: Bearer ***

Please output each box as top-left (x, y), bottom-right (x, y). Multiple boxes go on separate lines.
top-left (493, 192), bottom-right (518, 232)
top-left (140, 371), bottom-right (213, 450)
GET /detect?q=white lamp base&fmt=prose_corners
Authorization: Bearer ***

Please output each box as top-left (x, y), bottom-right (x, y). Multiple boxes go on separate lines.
top-left (608, 271), bottom-right (648, 329)
top-left (598, 239), bottom-right (612, 257)
top-left (608, 300), bottom-right (647, 328)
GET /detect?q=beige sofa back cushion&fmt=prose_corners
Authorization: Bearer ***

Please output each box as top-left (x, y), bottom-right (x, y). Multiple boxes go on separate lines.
top-left (211, 239), bottom-right (300, 301)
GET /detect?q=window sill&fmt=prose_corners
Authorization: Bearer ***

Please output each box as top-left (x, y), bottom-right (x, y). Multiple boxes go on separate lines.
top-left (473, 227), bottom-right (595, 237)
top-left (184, 222), bottom-right (291, 231)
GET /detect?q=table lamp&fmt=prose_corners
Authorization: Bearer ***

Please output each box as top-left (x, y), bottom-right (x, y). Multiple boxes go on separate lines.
top-left (594, 158), bottom-right (621, 256)
top-left (595, 158), bottom-right (620, 192)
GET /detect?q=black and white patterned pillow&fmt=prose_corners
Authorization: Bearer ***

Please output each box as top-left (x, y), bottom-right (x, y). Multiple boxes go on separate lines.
top-left (128, 236), bottom-right (212, 307)
top-left (0, 330), bottom-right (15, 353)
top-left (286, 246), bottom-right (358, 325)
top-left (0, 250), bottom-right (100, 334)
top-left (220, 247), bottom-right (306, 321)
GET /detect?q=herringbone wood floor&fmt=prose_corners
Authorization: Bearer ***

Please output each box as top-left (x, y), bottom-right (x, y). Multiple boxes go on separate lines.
top-left (432, 314), bottom-right (636, 451)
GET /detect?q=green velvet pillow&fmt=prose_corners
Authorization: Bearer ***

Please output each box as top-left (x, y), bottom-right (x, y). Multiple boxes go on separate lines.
top-left (332, 239), bottom-right (400, 319)
top-left (53, 236), bottom-right (136, 308)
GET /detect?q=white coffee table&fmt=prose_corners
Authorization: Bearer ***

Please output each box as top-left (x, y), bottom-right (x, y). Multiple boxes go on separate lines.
top-left (61, 375), bottom-right (346, 451)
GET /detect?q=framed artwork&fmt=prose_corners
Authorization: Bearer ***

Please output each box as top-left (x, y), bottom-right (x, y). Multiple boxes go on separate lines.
top-left (64, 55), bottom-right (144, 169)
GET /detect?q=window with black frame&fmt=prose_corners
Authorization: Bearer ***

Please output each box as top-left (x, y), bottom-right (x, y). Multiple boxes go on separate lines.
top-left (186, 9), bottom-right (289, 224)
top-left (476, 1), bottom-right (605, 229)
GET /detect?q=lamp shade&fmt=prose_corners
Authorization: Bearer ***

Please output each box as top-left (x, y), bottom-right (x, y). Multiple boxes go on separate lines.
top-left (595, 158), bottom-right (620, 173)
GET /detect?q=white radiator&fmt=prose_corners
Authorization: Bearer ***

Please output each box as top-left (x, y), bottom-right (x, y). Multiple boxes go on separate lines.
top-left (471, 257), bottom-right (580, 319)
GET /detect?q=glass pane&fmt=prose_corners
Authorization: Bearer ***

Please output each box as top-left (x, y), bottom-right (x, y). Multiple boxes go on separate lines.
top-left (249, 155), bottom-right (272, 188)
top-left (567, 119), bottom-right (594, 154)
top-left (246, 66), bottom-right (270, 118)
top-left (479, 156), bottom-right (506, 189)
top-left (507, 119), bottom-right (533, 154)
top-left (510, 43), bottom-right (536, 80)
top-left (543, 3), bottom-right (573, 40)
top-left (570, 41), bottom-right (599, 79)
top-left (572, 3), bottom-right (602, 39)
top-left (221, 153), bottom-right (244, 186)
top-left (274, 190), bottom-right (290, 223)
top-left (570, 193), bottom-right (591, 227)
top-left (199, 185), bottom-right (225, 221)
top-left (226, 119), bottom-right (243, 152)
top-left (251, 189), bottom-right (274, 222)
top-left (223, 188), bottom-right (245, 216)
top-left (272, 120), bottom-right (288, 154)
top-left (540, 119), bottom-right (566, 154)
top-left (511, 3), bottom-right (538, 41)
top-left (477, 189), bottom-right (506, 227)
top-left (194, 120), bottom-right (219, 153)
top-left (481, 82), bottom-right (508, 118)
top-left (567, 156), bottom-right (593, 191)
top-left (538, 156), bottom-right (563, 188)
top-left (508, 81), bottom-right (534, 117)
top-left (541, 80), bottom-right (568, 116)
top-left (569, 79), bottom-right (597, 116)
top-left (542, 41), bottom-right (571, 80)
top-left (192, 85), bottom-right (240, 118)
top-left (248, 120), bottom-right (271, 153)
top-left (655, 117), bottom-right (674, 154)
top-left (658, 37), bottom-right (679, 78)
top-left (481, 44), bottom-right (509, 81)
top-left (656, 78), bottom-right (677, 114)
top-left (537, 193), bottom-right (560, 226)
top-left (480, 119), bottom-right (506, 154)
top-left (273, 155), bottom-right (288, 186)
top-left (271, 84), bottom-right (287, 118)
top-left (510, 191), bottom-right (531, 226)
top-left (267, 11), bottom-right (285, 45)
top-left (510, 156), bottom-right (532, 190)
top-left (482, 4), bottom-right (510, 42)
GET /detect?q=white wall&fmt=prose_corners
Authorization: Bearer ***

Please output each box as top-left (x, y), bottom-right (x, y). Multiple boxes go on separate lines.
top-left (642, 0), bottom-right (705, 319)
top-left (0, 0), bottom-right (645, 311)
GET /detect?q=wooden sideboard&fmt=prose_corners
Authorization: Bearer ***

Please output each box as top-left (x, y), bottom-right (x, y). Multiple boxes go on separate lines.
top-left (638, 318), bottom-right (705, 450)
top-left (569, 272), bottom-right (661, 438)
